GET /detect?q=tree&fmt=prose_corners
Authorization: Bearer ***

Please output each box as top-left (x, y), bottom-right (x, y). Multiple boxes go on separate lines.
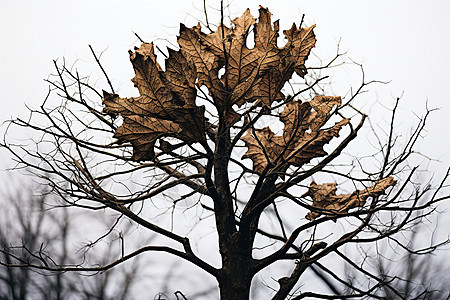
top-left (1, 4), bottom-right (449, 299)
top-left (0, 182), bottom-right (140, 300)
top-left (350, 228), bottom-right (450, 300)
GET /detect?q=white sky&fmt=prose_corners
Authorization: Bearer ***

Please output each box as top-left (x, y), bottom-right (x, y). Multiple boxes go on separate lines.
top-left (1, 0), bottom-right (450, 167)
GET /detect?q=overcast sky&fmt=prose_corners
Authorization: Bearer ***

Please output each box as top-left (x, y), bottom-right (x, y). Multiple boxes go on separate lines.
top-left (1, 1), bottom-right (449, 297)
top-left (2, 0), bottom-right (450, 171)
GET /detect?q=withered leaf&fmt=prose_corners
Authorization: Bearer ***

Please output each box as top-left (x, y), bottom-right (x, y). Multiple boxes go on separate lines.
top-left (104, 7), bottom-right (317, 158)
top-left (226, 9), bottom-right (257, 90)
top-left (178, 23), bottom-right (226, 104)
top-left (164, 48), bottom-right (197, 107)
top-left (230, 7), bottom-right (316, 108)
top-left (241, 127), bottom-right (285, 174)
top-left (177, 6), bottom-right (316, 125)
top-left (241, 96), bottom-right (348, 175)
top-left (114, 116), bottom-right (181, 161)
top-left (103, 42), bottom-right (205, 161)
top-left (305, 177), bottom-right (397, 220)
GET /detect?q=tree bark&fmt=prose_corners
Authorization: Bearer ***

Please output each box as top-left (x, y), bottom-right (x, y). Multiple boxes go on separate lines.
top-left (212, 119), bottom-right (254, 299)
top-left (218, 277), bottom-right (252, 300)
top-left (218, 248), bottom-right (253, 300)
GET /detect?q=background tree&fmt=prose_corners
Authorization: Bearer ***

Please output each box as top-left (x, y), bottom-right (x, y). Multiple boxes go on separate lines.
top-left (350, 227), bottom-right (450, 300)
top-left (1, 4), bottom-right (449, 299)
top-left (0, 182), bottom-right (140, 300)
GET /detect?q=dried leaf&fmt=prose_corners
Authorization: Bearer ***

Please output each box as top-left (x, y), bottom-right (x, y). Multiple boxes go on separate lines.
top-left (230, 7), bottom-right (316, 107)
top-left (241, 96), bottom-right (348, 175)
top-left (114, 116), bottom-right (181, 161)
top-left (282, 23), bottom-right (317, 77)
top-left (177, 6), bottom-right (316, 124)
top-left (241, 127), bottom-right (284, 174)
top-left (178, 24), bottom-right (226, 104)
top-left (103, 42), bottom-right (205, 161)
top-left (279, 101), bottom-right (311, 143)
top-left (286, 118), bottom-right (350, 166)
top-left (104, 7), bottom-right (317, 158)
top-left (164, 48), bottom-right (197, 107)
top-left (305, 177), bottom-right (397, 220)
top-left (226, 9), bottom-right (257, 90)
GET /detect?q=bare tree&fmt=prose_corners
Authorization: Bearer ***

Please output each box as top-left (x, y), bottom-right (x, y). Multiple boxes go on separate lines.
top-left (0, 182), bottom-right (140, 300)
top-left (338, 224), bottom-right (450, 300)
top-left (1, 4), bottom-right (449, 299)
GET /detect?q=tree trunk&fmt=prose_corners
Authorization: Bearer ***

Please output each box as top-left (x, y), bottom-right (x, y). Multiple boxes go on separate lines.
top-left (218, 254), bottom-right (253, 300)
top-left (219, 278), bottom-right (252, 300)
top-left (213, 121), bottom-right (254, 299)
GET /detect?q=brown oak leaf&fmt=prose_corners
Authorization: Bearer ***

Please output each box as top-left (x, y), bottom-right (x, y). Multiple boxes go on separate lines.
top-left (241, 96), bottom-right (348, 175)
top-left (103, 42), bottom-right (205, 161)
top-left (229, 7), bottom-right (316, 108)
top-left (104, 7), bottom-right (317, 159)
top-left (305, 177), bottom-right (397, 220)
top-left (177, 6), bottom-right (316, 125)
